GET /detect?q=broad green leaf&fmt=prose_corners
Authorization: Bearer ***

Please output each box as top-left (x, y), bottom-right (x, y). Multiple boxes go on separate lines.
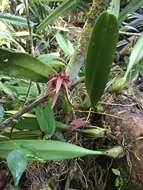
top-left (13, 119), bottom-right (68, 131)
top-left (124, 35), bottom-right (143, 79)
top-left (55, 32), bottom-right (74, 56)
top-left (0, 12), bottom-right (28, 27)
top-left (7, 149), bottom-right (27, 186)
top-left (37, 0), bottom-right (79, 32)
top-left (0, 140), bottom-right (123, 160)
top-left (36, 102), bottom-right (56, 137)
top-left (0, 48), bottom-right (57, 82)
top-left (108, 0), bottom-right (120, 18)
top-left (85, 11), bottom-right (118, 108)
top-left (119, 0), bottom-right (143, 24)
top-left (14, 117), bottom-right (40, 131)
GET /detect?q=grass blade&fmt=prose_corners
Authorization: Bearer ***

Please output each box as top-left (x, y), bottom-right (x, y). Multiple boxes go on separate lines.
top-left (119, 0), bottom-right (143, 24)
top-left (37, 0), bottom-right (79, 32)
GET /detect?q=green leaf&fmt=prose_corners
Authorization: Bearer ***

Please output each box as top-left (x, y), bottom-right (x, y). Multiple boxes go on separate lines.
top-left (14, 117), bottom-right (40, 131)
top-left (38, 53), bottom-right (65, 70)
top-left (55, 32), bottom-right (74, 56)
top-left (85, 11), bottom-right (118, 108)
top-left (0, 48), bottom-right (56, 82)
top-left (112, 77), bottom-right (126, 92)
top-left (38, 53), bottom-right (60, 63)
top-left (55, 121), bottom-right (69, 129)
top-left (108, 0), bottom-right (120, 18)
top-left (112, 168), bottom-right (121, 176)
top-left (3, 130), bottom-right (41, 140)
top-left (124, 35), bottom-right (143, 80)
top-left (0, 140), bottom-right (123, 160)
top-left (0, 12), bottom-right (29, 27)
top-left (5, 111), bottom-right (69, 130)
top-left (37, 0), bottom-right (79, 32)
top-left (36, 102), bottom-right (56, 137)
top-left (7, 149), bottom-right (27, 186)
top-left (119, 0), bottom-right (143, 24)
top-left (0, 140), bottom-right (103, 160)
top-left (0, 81), bottom-right (15, 98)
top-left (0, 104), bottom-right (4, 122)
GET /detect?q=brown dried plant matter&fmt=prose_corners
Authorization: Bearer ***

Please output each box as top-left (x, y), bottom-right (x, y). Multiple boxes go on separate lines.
top-left (102, 89), bottom-right (143, 190)
top-left (118, 113), bottom-right (143, 190)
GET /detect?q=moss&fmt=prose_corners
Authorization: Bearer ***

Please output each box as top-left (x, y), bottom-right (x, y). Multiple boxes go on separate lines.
top-left (68, 0), bottom-right (110, 80)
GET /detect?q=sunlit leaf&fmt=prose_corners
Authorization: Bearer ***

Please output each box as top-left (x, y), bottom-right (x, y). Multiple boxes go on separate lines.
top-left (55, 32), bottom-right (74, 56)
top-left (112, 168), bottom-right (121, 176)
top-left (124, 35), bottom-right (143, 80)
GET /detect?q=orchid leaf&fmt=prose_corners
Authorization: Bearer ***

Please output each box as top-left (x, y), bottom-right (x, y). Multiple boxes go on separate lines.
top-left (85, 11), bottom-right (118, 108)
top-left (0, 140), bottom-right (123, 160)
top-left (0, 48), bottom-right (62, 82)
top-left (7, 149), bottom-right (27, 186)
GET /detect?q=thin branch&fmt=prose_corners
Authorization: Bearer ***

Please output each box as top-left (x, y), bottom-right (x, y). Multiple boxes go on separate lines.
top-left (74, 110), bottom-right (122, 120)
top-left (119, 31), bottom-right (141, 37)
top-left (22, 80), bottom-right (32, 107)
top-left (24, 0), bottom-right (34, 55)
top-left (0, 93), bottom-right (49, 130)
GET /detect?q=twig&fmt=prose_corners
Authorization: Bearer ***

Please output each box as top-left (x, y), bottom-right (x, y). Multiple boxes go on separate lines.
top-left (119, 31), bottom-right (141, 37)
top-left (74, 110), bottom-right (122, 120)
top-left (23, 0), bottom-right (34, 108)
top-left (24, 0), bottom-right (34, 55)
top-left (0, 93), bottom-right (49, 130)
top-left (99, 102), bottom-right (137, 107)
top-left (36, 82), bottom-right (41, 95)
top-left (86, 108), bottom-right (92, 122)
top-left (22, 80), bottom-right (32, 107)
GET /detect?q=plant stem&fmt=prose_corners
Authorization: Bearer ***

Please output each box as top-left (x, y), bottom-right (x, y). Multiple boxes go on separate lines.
top-left (13, 184), bottom-right (18, 190)
top-left (0, 92), bottom-right (49, 131)
top-left (24, 0), bottom-right (34, 55)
